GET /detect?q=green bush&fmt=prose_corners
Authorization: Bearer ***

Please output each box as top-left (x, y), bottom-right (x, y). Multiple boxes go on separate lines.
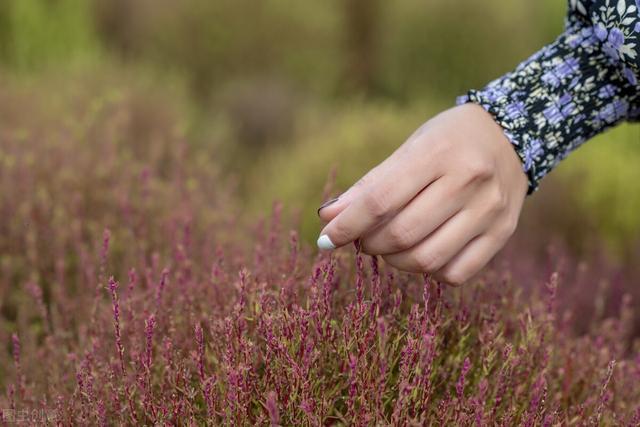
top-left (89, 0), bottom-right (567, 101)
top-left (0, 0), bottom-right (637, 253)
top-left (242, 101), bottom-right (442, 241)
top-left (556, 123), bottom-right (640, 251)
top-left (0, 0), bottom-right (99, 71)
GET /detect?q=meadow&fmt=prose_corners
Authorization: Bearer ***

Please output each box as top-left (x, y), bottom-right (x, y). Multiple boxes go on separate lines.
top-left (1, 0), bottom-right (640, 425)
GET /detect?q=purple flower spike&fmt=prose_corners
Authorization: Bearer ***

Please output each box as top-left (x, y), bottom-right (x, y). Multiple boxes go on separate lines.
top-left (265, 391), bottom-right (279, 426)
top-left (145, 314), bottom-right (156, 370)
top-left (456, 357), bottom-right (471, 400)
top-left (12, 333), bottom-right (21, 370)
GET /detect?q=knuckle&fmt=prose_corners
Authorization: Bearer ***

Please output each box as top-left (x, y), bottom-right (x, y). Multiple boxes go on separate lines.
top-left (362, 189), bottom-right (391, 220)
top-left (486, 187), bottom-right (508, 214)
top-left (463, 158), bottom-right (494, 183)
top-left (386, 222), bottom-right (414, 250)
top-left (416, 250), bottom-right (444, 273)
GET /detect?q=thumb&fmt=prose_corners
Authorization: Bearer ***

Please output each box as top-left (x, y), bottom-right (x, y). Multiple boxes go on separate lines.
top-left (317, 141), bottom-right (405, 223)
top-left (316, 187), bottom-right (356, 223)
top-left (316, 160), bottom-right (388, 223)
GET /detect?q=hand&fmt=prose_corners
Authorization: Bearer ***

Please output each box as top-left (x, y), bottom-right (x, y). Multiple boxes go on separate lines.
top-left (317, 103), bottom-right (528, 285)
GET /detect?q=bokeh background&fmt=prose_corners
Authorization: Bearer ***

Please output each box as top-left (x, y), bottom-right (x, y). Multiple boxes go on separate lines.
top-left (1, 0), bottom-right (639, 261)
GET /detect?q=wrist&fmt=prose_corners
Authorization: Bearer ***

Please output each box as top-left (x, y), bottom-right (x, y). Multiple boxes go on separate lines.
top-left (462, 103), bottom-right (529, 197)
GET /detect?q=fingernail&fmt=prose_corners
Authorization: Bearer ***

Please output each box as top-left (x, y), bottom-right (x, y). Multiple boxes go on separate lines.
top-left (317, 198), bottom-right (339, 216)
top-left (317, 234), bottom-right (336, 251)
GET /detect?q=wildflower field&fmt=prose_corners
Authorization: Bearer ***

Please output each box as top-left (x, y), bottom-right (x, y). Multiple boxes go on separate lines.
top-left (2, 0), bottom-right (640, 425)
top-left (1, 77), bottom-right (640, 426)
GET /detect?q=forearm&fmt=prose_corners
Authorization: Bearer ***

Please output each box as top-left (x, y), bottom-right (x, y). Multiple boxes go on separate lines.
top-left (458, 4), bottom-right (640, 193)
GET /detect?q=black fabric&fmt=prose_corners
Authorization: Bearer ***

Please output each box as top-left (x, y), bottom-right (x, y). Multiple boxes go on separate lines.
top-left (458, 0), bottom-right (640, 193)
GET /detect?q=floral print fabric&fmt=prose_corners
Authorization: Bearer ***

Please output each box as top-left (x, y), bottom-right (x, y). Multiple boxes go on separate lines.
top-left (457, 0), bottom-right (640, 193)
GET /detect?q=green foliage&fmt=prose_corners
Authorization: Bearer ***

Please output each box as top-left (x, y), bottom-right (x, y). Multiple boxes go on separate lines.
top-left (377, 0), bottom-right (565, 99)
top-left (0, 0), bottom-right (99, 71)
top-left (87, 0), bottom-right (568, 101)
top-left (93, 0), bottom-right (342, 100)
top-left (0, 0), bottom-right (637, 251)
top-left (557, 123), bottom-right (640, 250)
top-left (242, 101), bottom-right (442, 241)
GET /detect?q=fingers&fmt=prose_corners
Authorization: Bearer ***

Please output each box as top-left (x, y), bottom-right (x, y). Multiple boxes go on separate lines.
top-left (360, 176), bottom-right (467, 255)
top-left (381, 209), bottom-right (487, 273)
top-left (317, 139), bottom-right (419, 223)
top-left (316, 177), bottom-right (366, 223)
top-left (317, 156), bottom-right (439, 250)
top-left (433, 234), bottom-right (503, 285)
top-left (318, 161), bottom-right (440, 249)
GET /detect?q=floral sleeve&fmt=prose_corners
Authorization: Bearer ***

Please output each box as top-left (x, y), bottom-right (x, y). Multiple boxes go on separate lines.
top-left (457, 0), bottom-right (640, 194)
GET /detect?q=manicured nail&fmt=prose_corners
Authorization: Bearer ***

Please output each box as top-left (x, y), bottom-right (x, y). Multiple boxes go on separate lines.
top-left (317, 234), bottom-right (336, 251)
top-left (317, 198), bottom-right (339, 216)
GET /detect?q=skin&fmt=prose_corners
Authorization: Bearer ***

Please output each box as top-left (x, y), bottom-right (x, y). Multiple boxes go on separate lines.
top-left (317, 103), bottom-right (529, 285)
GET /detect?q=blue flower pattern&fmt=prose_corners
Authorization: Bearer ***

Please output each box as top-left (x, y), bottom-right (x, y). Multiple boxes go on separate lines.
top-left (458, 0), bottom-right (640, 193)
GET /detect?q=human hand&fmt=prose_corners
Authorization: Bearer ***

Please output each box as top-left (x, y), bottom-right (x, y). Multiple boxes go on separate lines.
top-left (317, 104), bottom-right (528, 285)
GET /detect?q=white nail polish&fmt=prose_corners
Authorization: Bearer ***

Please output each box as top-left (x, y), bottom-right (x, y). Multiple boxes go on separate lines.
top-left (317, 234), bottom-right (336, 251)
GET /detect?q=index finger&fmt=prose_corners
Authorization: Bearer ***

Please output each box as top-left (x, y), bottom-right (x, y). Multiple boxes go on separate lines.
top-left (317, 152), bottom-right (438, 250)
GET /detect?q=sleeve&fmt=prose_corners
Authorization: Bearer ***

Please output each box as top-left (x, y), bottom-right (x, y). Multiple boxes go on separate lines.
top-left (457, 2), bottom-right (640, 194)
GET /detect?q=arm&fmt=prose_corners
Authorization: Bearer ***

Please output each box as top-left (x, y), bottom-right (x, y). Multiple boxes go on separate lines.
top-left (458, 0), bottom-right (640, 193)
top-left (316, 1), bottom-right (640, 284)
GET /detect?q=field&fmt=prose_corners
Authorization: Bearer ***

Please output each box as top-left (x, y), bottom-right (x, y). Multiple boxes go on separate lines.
top-left (1, 1), bottom-right (640, 425)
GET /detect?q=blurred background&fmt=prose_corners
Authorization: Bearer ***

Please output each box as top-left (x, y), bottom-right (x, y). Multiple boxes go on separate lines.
top-left (0, 0), bottom-right (639, 258)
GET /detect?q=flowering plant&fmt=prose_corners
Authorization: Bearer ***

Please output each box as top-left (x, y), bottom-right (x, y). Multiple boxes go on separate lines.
top-left (0, 80), bottom-right (639, 426)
